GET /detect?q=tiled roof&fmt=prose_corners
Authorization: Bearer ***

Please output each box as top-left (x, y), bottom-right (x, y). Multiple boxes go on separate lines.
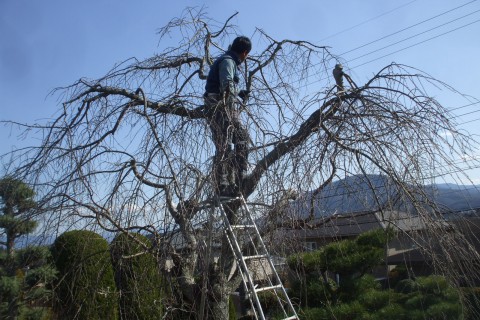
top-left (290, 210), bottom-right (443, 238)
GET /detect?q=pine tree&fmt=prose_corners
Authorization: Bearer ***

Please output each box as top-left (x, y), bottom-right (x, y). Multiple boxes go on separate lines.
top-left (0, 177), bottom-right (57, 319)
top-left (0, 177), bottom-right (36, 257)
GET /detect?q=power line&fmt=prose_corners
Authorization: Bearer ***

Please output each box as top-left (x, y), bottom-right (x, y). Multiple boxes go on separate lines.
top-left (292, 21), bottom-right (480, 92)
top-left (340, 0), bottom-right (478, 56)
top-left (453, 108), bottom-right (480, 120)
top-left (284, 2), bottom-right (480, 90)
top-left (348, 9), bottom-right (480, 64)
top-left (292, 13), bottom-right (480, 90)
top-left (458, 117), bottom-right (480, 126)
top-left (351, 18), bottom-right (480, 69)
top-left (447, 101), bottom-right (480, 112)
top-left (319, 0), bottom-right (418, 41)
top-left (435, 102), bottom-right (480, 124)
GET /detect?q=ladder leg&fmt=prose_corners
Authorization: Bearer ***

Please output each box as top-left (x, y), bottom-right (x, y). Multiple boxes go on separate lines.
top-left (215, 195), bottom-right (299, 320)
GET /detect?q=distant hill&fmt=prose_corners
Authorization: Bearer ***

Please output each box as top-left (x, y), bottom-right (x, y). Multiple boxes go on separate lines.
top-left (426, 183), bottom-right (480, 212)
top-left (287, 174), bottom-right (480, 219)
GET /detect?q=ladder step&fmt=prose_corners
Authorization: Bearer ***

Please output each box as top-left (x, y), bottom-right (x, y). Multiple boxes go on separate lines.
top-left (255, 284), bottom-right (283, 293)
top-left (243, 254), bottom-right (267, 260)
top-left (282, 316), bottom-right (298, 320)
top-left (231, 224), bottom-right (255, 229)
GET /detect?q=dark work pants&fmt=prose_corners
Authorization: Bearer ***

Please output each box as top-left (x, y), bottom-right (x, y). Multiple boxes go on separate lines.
top-left (205, 95), bottom-right (249, 194)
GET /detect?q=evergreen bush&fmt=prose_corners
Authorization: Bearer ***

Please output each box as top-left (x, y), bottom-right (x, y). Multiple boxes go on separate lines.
top-left (0, 246), bottom-right (57, 320)
top-left (51, 230), bottom-right (118, 319)
top-left (110, 232), bottom-right (164, 319)
top-left (287, 229), bottom-right (463, 319)
top-left (229, 295), bottom-right (237, 320)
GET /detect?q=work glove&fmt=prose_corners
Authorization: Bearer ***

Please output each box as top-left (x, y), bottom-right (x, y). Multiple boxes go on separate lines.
top-left (238, 90), bottom-right (250, 100)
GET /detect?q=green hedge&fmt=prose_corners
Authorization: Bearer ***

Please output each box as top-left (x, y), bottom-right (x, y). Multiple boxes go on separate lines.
top-left (51, 230), bottom-right (118, 319)
top-left (110, 232), bottom-right (164, 319)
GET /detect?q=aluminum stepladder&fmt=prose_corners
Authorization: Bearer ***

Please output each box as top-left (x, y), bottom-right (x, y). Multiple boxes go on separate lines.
top-left (215, 195), bottom-right (298, 320)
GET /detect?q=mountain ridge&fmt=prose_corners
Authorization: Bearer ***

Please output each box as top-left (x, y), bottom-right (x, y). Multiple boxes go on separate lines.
top-left (288, 174), bottom-right (480, 219)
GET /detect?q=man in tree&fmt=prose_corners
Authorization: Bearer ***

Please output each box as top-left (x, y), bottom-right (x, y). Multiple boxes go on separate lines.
top-left (204, 36), bottom-right (252, 196)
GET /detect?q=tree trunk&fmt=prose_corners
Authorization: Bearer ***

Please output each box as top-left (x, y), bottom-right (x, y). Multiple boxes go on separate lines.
top-left (6, 230), bottom-right (15, 258)
top-left (206, 231), bottom-right (240, 320)
top-left (210, 286), bottom-right (229, 320)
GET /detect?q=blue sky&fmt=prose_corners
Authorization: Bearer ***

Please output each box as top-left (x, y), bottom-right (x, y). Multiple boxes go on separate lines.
top-left (1, 0), bottom-right (480, 182)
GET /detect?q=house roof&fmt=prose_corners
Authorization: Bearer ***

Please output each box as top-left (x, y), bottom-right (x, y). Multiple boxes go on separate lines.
top-left (291, 210), bottom-right (440, 239)
top-left (387, 248), bottom-right (427, 264)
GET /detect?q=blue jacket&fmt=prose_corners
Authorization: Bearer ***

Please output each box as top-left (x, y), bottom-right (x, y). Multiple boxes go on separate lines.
top-left (205, 51), bottom-right (241, 95)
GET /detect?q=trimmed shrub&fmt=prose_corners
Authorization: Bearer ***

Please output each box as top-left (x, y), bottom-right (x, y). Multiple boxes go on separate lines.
top-left (110, 232), bottom-right (163, 319)
top-left (329, 301), bottom-right (366, 320)
top-left (395, 278), bottom-right (418, 294)
top-left (229, 295), bottom-right (237, 320)
top-left (359, 289), bottom-right (391, 310)
top-left (402, 275), bottom-right (463, 320)
top-left (300, 307), bottom-right (328, 320)
top-left (371, 303), bottom-right (406, 320)
top-left (51, 230), bottom-right (118, 319)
